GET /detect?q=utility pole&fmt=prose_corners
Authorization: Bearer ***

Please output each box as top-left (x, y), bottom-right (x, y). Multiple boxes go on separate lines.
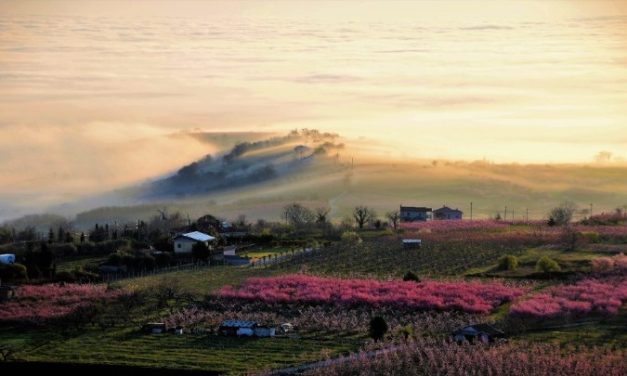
top-left (504, 206), bottom-right (508, 221)
top-left (590, 203), bottom-right (593, 218)
top-left (470, 202), bottom-right (473, 221)
top-left (512, 208), bottom-right (515, 222)
top-left (526, 208), bottom-right (529, 222)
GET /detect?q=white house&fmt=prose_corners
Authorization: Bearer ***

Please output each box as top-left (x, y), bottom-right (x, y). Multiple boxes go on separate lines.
top-left (173, 231), bottom-right (215, 254)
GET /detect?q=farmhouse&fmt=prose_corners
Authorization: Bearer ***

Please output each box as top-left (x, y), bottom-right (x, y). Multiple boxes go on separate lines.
top-left (452, 324), bottom-right (505, 344)
top-left (434, 206), bottom-right (463, 220)
top-left (173, 231), bottom-right (216, 254)
top-left (400, 206), bottom-right (432, 222)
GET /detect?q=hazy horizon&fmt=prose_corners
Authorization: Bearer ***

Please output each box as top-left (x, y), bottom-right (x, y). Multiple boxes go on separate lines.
top-left (1, 0), bottom-right (627, 216)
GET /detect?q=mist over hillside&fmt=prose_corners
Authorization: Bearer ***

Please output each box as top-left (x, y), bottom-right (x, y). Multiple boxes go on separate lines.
top-left (4, 129), bottom-right (627, 230)
top-left (142, 130), bottom-right (346, 199)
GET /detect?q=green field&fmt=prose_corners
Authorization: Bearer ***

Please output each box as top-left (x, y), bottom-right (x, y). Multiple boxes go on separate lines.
top-left (2, 326), bottom-right (359, 375)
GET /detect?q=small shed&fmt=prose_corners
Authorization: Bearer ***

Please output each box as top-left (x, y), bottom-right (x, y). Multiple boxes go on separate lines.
top-left (402, 239), bottom-right (422, 249)
top-left (223, 246), bottom-right (237, 256)
top-left (452, 324), bottom-right (505, 344)
top-left (278, 323), bottom-right (294, 334)
top-left (142, 322), bottom-right (167, 334)
top-left (173, 231), bottom-right (216, 254)
top-left (254, 326), bottom-right (276, 338)
top-left (219, 320), bottom-right (257, 337)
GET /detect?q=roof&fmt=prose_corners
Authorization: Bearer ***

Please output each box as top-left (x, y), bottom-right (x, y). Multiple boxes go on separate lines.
top-left (400, 206), bottom-right (432, 212)
top-left (434, 206), bottom-right (463, 214)
top-left (220, 320), bottom-right (257, 328)
top-left (402, 239), bottom-right (421, 243)
top-left (454, 324), bottom-right (504, 336)
top-left (174, 231), bottom-right (215, 242)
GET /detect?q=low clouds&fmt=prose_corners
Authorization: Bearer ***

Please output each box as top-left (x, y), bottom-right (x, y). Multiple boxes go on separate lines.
top-left (0, 1), bottom-right (626, 213)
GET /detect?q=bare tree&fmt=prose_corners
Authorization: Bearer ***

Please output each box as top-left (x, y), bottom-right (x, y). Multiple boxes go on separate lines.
top-left (353, 206), bottom-right (375, 229)
top-left (386, 211), bottom-right (400, 230)
top-left (283, 203), bottom-right (315, 227)
top-left (548, 201), bottom-right (577, 226)
top-left (315, 207), bottom-right (331, 224)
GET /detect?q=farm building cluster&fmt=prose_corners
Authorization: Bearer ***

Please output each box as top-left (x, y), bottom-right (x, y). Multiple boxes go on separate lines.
top-left (400, 205), bottom-right (463, 222)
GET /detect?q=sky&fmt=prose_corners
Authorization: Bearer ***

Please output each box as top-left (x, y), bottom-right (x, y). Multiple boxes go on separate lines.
top-left (1, 0), bottom-right (627, 210)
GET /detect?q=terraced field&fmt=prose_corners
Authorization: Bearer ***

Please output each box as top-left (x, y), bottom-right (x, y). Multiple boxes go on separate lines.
top-left (271, 237), bottom-right (528, 278)
top-left (7, 326), bottom-right (358, 375)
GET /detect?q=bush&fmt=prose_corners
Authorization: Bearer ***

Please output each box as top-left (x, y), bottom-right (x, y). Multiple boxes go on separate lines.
top-left (498, 255), bottom-right (519, 271)
top-left (535, 256), bottom-right (561, 272)
top-left (369, 316), bottom-right (388, 341)
top-left (55, 271), bottom-right (76, 283)
top-left (0, 263), bottom-right (28, 282)
top-left (402, 271), bottom-right (421, 282)
top-left (49, 243), bottom-right (78, 256)
top-left (341, 231), bottom-right (362, 245)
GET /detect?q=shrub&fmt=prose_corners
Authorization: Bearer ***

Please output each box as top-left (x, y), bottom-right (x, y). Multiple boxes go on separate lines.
top-left (498, 255), bottom-right (519, 271)
top-left (55, 271), bottom-right (76, 283)
top-left (0, 263), bottom-right (28, 282)
top-left (49, 243), bottom-right (78, 256)
top-left (340, 231), bottom-right (362, 245)
top-left (369, 316), bottom-right (388, 341)
top-left (535, 256), bottom-right (561, 272)
top-left (402, 271), bottom-right (421, 282)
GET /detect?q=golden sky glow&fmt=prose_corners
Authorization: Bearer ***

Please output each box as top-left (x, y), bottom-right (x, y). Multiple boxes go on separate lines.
top-left (1, 0), bottom-right (627, 207)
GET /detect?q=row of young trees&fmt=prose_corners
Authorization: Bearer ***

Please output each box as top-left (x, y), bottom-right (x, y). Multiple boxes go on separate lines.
top-left (281, 203), bottom-right (401, 231)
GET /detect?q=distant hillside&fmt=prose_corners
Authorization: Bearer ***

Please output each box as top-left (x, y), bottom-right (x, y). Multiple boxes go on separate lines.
top-left (5, 130), bottom-right (627, 230)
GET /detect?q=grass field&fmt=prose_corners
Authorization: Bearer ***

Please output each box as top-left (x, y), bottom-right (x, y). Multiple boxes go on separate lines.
top-left (56, 255), bottom-right (108, 273)
top-left (2, 326), bottom-right (360, 375)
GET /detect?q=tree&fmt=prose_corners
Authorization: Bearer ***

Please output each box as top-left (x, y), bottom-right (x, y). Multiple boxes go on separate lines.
top-left (548, 201), bottom-right (577, 226)
top-left (536, 256), bottom-right (561, 272)
top-left (315, 207), bottom-right (331, 224)
top-left (353, 206), bottom-right (375, 229)
top-left (48, 227), bottom-right (54, 244)
top-left (192, 242), bottom-right (210, 264)
top-left (369, 316), bottom-right (388, 341)
top-left (283, 203), bottom-right (315, 227)
top-left (403, 271), bottom-right (420, 282)
top-left (498, 255), bottom-right (519, 271)
top-left (80, 232), bottom-right (86, 243)
top-left (386, 211), bottom-right (400, 231)
top-left (57, 227), bottom-right (64, 243)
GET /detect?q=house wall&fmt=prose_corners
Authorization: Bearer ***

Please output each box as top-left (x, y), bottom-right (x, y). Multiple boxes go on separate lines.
top-left (435, 211), bottom-right (462, 220)
top-left (174, 239), bottom-right (207, 254)
top-left (400, 211), bottom-right (431, 222)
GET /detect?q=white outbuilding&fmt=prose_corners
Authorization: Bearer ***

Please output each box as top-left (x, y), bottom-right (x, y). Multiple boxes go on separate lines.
top-left (173, 231), bottom-right (216, 254)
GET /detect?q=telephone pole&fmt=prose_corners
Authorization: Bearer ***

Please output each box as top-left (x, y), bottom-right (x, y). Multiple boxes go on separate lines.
top-left (470, 202), bottom-right (473, 221)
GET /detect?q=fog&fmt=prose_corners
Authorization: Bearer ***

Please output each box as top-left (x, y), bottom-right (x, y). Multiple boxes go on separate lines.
top-left (1, 1), bottom-right (627, 220)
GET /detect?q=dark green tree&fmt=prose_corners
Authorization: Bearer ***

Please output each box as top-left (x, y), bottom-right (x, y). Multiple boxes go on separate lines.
top-left (369, 316), bottom-right (388, 342)
top-left (192, 242), bottom-right (210, 264)
top-left (402, 271), bottom-right (420, 282)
